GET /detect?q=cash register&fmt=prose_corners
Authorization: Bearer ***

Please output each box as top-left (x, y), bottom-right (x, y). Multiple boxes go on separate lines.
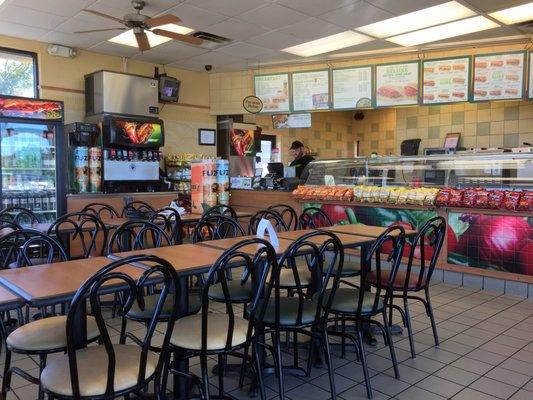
top-left (259, 163), bottom-right (301, 190)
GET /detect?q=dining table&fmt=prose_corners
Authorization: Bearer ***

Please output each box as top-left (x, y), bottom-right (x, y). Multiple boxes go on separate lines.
top-left (0, 222), bottom-right (418, 399)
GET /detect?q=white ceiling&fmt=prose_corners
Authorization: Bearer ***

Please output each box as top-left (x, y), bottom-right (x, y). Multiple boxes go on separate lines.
top-left (0, 0), bottom-right (530, 72)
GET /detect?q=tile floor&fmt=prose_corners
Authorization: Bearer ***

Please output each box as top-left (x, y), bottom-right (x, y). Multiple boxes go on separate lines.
top-left (2, 281), bottom-right (533, 400)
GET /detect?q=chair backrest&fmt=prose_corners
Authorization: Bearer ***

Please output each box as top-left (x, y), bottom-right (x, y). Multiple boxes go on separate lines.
top-left (298, 207), bottom-right (333, 229)
top-left (107, 220), bottom-right (171, 254)
top-left (121, 200), bottom-right (156, 218)
top-left (81, 202), bottom-right (120, 219)
top-left (0, 206), bottom-right (39, 225)
top-left (267, 204), bottom-right (298, 230)
top-left (0, 229), bottom-right (68, 268)
top-left (0, 220), bottom-right (21, 239)
top-left (199, 238), bottom-right (277, 352)
top-left (192, 214), bottom-right (245, 243)
top-left (360, 226), bottom-right (406, 317)
top-left (248, 210), bottom-right (289, 235)
top-left (47, 212), bottom-right (108, 258)
top-left (404, 216), bottom-right (446, 291)
top-left (258, 231), bottom-right (344, 328)
top-left (202, 204), bottom-right (238, 220)
top-left (149, 208), bottom-right (183, 245)
top-left (66, 255), bottom-right (178, 398)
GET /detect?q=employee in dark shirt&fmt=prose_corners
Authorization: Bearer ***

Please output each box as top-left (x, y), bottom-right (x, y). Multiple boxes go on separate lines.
top-left (289, 140), bottom-right (314, 179)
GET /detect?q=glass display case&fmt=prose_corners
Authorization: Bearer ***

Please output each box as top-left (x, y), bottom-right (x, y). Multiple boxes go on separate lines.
top-left (304, 152), bottom-right (533, 190)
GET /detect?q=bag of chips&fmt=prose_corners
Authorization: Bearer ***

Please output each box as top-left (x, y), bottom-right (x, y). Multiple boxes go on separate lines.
top-left (487, 190), bottom-right (505, 209)
top-left (462, 189), bottom-right (478, 208)
top-left (448, 189), bottom-right (464, 207)
top-left (517, 191), bottom-right (533, 211)
top-left (435, 188), bottom-right (451, 206)
top-left (503, 190), bottom-right (522, 211)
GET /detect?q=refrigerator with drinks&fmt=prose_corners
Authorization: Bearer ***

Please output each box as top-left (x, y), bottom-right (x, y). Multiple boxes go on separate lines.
top-left (0, 95), bottom-right (66, 222)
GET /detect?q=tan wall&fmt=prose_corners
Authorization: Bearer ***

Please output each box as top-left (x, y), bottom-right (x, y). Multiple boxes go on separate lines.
top-left (0, 34), bottom-right (215, 156)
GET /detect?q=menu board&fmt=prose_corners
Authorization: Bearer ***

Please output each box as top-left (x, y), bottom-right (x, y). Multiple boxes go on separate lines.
top-left (473, 52), bottom-right (525, 101)
top-left (332, 66), bottom-right (373, 109)
top-left (272, 113), bottom-right (311, 129)
top-left (292, 70), bottom-right (330, 111)
top-left (254, 74), bottom-right (290, 112)
top-left (529, 52), bottom-right (533, 99)
top-left (422, 57), bottom-right (470, 104)
top-left (375, 62), bottom-right (419, 107)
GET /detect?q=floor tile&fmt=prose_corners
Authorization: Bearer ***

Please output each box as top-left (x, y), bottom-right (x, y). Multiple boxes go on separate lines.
top-left (500, 358), bottom-right (533, 377)
top-left (434, 365), bottom-right (480, 386)
top-left (396, 385), bottom-right (446, 400)
top-left (451, 388), bottom-right (502, 400)
top-left (415, 375), bottom-right (464, 398)
top-left (509, 389), bottom-right (533, 400)
top-left (450, 357), bottom-right (494, 375)
top-left (469, 376), bottom-right (520, 399)
top-left (368, 373), bottom-right (410, 397)
top-left (401, 355), bottom-right (446, 374)
top-left (339, 383), bottom-right (391, 400)
top-left (484, 367), bottom-right (530, 389)
top-left (286, 383), bottom-right (331, 400)
top-left (383, 364), bottom-right (429, 385)
top-left (467, 348), bottom-right (508, 366)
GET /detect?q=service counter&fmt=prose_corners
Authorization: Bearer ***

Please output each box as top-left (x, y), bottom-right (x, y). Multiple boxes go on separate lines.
top-left (229, 189), bottom-right (300, 214)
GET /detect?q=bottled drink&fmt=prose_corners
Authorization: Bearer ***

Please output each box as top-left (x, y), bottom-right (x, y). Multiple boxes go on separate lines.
top-left (41, 192), bottom-right (48, 211)
top-left (49, 148), bottom-right (56, 168)
top-left (49, 191), bottom-right (56, 211)
top-left (27, 191), bottom-right (34, 210)
top-left (33, 191), bottom-right (42, 211)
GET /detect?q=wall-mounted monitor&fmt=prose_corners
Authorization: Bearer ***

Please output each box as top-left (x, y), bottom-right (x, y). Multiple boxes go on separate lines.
top-left (159, 75), bottom-right (180, 102)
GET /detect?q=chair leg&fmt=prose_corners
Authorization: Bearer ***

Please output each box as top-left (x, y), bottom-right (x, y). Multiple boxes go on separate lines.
top-left (305, 329), bottom-right (316, 377)
top-left (425, 288), bottom-right (439, 346)
top-left (382, 310), bottom-right (400, 379)
top-left (200, 355), bottom-right (211, 400)
top-left (341, 316), bottom-right (346, 358)
top-left (273, 332), bottom-right (285, 400)
top-left (239, 342), bottom-right (250, 389)
top-left (356, 327), bottom-right (372, 399)
top-left (217, 354), bottom-right (225, 398)
top-left (321, 327), bottom-right (336, 400)
top-left (119, 317), bottom-right (128, 344)
top-left (37, 354), bottom-right (47, 400)
top-left (1, 349), bottom-right (12, 398)
top-left (403, 298), bottom-right (416, 359)
top-left (388, 295), bottom-right (394, 327)
top-left (292, 331), bottom-right (299, 369)
top-left (252, 337), bottom-right (266, 400)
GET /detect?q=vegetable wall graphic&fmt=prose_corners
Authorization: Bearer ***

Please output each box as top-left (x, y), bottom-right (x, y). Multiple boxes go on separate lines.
top-left (313, 203), bottom-right (533, 276)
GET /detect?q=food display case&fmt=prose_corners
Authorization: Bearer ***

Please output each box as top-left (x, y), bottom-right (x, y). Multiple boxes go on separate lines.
top-left (294, 153), bottom-right (533, 279)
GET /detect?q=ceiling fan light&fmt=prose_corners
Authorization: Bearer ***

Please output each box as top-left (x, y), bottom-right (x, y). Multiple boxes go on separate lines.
top-left (108, 23), bottom-right (194, 48)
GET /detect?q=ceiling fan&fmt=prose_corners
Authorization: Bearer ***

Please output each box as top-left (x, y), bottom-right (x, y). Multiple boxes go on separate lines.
top-left (75, 0), bottom-right (203, 51)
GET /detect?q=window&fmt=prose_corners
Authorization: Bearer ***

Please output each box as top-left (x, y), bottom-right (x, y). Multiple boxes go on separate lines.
top-left (0, 48), bottom-right (38, 98)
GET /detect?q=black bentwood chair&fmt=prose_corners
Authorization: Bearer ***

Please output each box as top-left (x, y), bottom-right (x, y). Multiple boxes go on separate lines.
top-left (107, 220), bottom-right (171, 254)
top-left (203, 204), bottom-right (238, 220)
top-left (167, 238), bottom-right (278, 400)
top-left (252, 231), bottom-right (344, 400)
top-left (248, 209), bottom-right (289, 235)
top-left (267, 204), bottom-right (299, 231)
top-left (81, 202), bottom-right (120, 219)
top-left (0, 220), bottom-right (21, 238)
top-left (0, 206), bottom-right (40, 225)
top-left (326, 226), bottom-right (405, 399)
top-left (368, 216), bottom-right (446, 358)
top-left (149, 207), bottom-right (184, 245)
top-left (40, 255), bottom-right (179, 399)
top-left (298, 207), bottom-right (333, 229)
top-left (47, 212), bottom-right (108, 258)
top-left (121, 200), bottom-right (156, 218)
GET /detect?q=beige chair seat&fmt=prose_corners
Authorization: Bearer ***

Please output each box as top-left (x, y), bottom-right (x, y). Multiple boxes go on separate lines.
top-left (171, 314), bottom-right (249, 351)
top-left (127, 293), bottom-right (201, 319)
top-left (6, 316), bottom-right (100, 352)
top-left (279, 266), bottom-right (312, 287)
top-left (41, 344), bottom-right (157, 397)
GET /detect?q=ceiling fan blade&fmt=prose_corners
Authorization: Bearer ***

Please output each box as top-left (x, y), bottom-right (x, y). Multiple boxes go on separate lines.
top-left (152, 29), bottom-right (203, 45)
top-left (145, 14), bottom-right (181, 28)
top-left (74, 28), bottom-right (127, 34)
top-left (135, 31), bottom-right (151, 51)
top-left (82, 9), bottom-right (125, 24)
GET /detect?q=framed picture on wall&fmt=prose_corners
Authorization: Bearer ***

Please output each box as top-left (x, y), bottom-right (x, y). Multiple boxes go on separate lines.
top-left (198, 128), bottom-right (216, 146)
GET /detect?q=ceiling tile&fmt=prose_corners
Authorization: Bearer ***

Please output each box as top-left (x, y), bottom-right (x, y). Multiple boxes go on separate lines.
top-left (207, 18), bottom-right (269, 40)
top-left (90, 0), bottom-right (182, 16)
top-left (366, 0), bottom-right (446, 15)
top-left (186, 0), bottom-right (266, 17)
top-left (332, 38), bottom-right (399, 55)
top-left (216, 42), bottom-right (271, 58)
top-left (274, 0), bottom-right (357, 17)
top-left (0, 4), bottom-right (68, 30)
top-left (278, 17), bottom-right (344, 40)
top-left (238, 4), bottom-right (309, 30)
top-left (320, 0), bottom-right (393, 29)
top-left (431, 25), bottom-right (517, 43)
top-left (246, 30), bottom-right (303, 50)
top-left (88, 41), bottom-right (140, 57)
top-left (166, 58), bottom-right (208, 71)
top-left (0, 20), bottom-right (50, 40)
top-left (187, 50), bottom-right (245, 66)
top-left (40, 30), bottom-right (117, 48)
top-left (10, 0), bottom-right (94, 18)
top-left (150, 40), bottom-right (209, 58)
top-left (459, 0), bottom-right (526, 13)
top-left (163, 3), bottom-right (228, 30)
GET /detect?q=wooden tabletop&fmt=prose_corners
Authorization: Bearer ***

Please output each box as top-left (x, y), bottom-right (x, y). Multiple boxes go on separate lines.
top-left (322, 224), bottom-right (417, 238)
top-left (198, 235), bottom-right (296, 256)
top-left (0, 257), bottom-right (145, 306)
top-left (0, 285), bottom-right (24, 312)
top-left (108, 243), bottom-right (227, 275)
top-left (277, 229), bottom-right (374, 248)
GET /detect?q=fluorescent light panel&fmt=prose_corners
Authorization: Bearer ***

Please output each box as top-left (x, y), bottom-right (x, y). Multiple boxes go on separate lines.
top-left (109, 24), bottom-right (194, 48)
top-left (489, 2), bottom-right (533, 24)
top-left (386, 16), bottom-right (499, 46)
top-left (282, 31), bottom-right (372, 57)
top-left (355, 1), bottom-right (476, 38)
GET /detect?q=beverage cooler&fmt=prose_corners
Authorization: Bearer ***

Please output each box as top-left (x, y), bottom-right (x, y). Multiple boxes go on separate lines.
top-left (85, 113), bottom-right (164, 193)
top-left (0, 95), bottom-right (66, 221)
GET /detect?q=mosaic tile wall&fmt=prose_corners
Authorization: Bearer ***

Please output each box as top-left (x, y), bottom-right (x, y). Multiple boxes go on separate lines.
top-left (353, 108), bottom-right (397, 156)
top-left (396, 101), bottom-right (533, 151)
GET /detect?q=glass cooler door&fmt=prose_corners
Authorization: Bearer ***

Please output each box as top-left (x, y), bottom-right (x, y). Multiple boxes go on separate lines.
top-left (1, 122), bottom-right (58, 222)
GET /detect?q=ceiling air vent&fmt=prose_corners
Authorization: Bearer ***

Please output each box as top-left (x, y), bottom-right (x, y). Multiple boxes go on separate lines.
top-left (516, 20), bottom-right (533, 33)
top-left (192, 31), bottom-right (232, 49)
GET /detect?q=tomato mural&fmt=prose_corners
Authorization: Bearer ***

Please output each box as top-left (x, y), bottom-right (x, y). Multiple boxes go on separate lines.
top-left (305, 203), bottom-right (533, 276)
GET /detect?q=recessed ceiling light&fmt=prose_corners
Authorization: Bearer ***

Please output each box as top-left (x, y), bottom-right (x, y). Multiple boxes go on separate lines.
top-left (109, 24), bottom-right (194, 48)
top-left (355, 1), bottom-right (476, 38)
top-left (386, 16), bottom-right (499, 46)
top-left (282, 31), bottom-right (372, 57)
top-left (489, 2), bottom-right (533, 25)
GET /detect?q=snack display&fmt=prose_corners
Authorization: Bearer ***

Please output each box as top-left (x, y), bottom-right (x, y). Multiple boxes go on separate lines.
top-left (433, 188), bottom-right (532, 211)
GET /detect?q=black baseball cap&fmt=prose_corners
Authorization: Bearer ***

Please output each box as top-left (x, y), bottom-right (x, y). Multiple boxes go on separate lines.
top-left (290, 140), bottom-right (304, 150)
